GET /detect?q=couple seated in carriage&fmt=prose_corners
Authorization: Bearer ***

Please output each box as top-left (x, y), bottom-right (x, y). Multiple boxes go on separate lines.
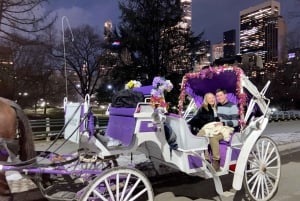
top-left (188, 89), bottom-right (239, 171)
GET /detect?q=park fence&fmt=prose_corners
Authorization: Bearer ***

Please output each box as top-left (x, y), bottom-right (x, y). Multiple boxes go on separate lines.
top-left (29, 117), bottom-right (108, 140)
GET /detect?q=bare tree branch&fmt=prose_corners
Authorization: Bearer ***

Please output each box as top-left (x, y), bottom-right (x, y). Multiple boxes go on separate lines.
top-left (0, 0), bottom-right (56, 43)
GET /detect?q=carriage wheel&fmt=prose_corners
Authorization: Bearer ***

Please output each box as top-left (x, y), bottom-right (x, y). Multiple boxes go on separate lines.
top-left (80, 167), bottom-right (154, 201)
top-left (243, 136), bottom-right (281, 201)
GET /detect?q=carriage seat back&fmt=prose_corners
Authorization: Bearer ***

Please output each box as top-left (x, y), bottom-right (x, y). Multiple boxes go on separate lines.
top-left (106, 107), bottom-right (136, 146)
top-left (166, 115), bottom-right (208, 151)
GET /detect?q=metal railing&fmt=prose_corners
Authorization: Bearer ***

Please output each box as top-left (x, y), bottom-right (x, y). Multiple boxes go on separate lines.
top-left (29, 117), bottom-right (109, 140)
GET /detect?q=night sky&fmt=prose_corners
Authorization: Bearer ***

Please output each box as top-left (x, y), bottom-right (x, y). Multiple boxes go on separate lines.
top-left (48, 0), bottom-right (299, 45)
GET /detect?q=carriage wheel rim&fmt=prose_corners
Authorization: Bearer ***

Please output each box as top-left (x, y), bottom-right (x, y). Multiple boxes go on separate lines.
top-left (244, 137), bottom-right (281, 201)
top-left (80, 167), bottom-right (154, 201)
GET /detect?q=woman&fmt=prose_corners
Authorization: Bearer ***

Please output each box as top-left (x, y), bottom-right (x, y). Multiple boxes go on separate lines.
top-left (188, 93), bottom-right (218, 134)
top-left (189, 93), bottom-right (225, 171)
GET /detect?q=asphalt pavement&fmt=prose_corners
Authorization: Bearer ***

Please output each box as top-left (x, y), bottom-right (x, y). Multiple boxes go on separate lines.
top-left (10, 120), bottom-right (300, 201)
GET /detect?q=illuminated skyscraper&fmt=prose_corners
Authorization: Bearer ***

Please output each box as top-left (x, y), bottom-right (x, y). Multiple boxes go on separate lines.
top-left (240, 0), bottom-right (287, 68)
top-left (104, 20), bottom-right (113, 43)
top-left (223, 29), bottom-right (236, 58)
top-left (179, 0), bottom-right (192, 30)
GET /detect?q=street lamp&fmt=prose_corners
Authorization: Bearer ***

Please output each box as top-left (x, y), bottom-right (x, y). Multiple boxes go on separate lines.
top-left (107, 84), bottom-right (112, 90)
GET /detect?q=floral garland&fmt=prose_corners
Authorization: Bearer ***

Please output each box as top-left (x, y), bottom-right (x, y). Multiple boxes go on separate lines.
top-left (178, 66), bottom-right (247, 127)
top-left (125, 80), bottom-right (142, 89)
top-left (150, 76), bottom-right (173, 109)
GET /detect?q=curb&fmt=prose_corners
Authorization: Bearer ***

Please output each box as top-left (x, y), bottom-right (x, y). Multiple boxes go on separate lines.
top-left (278, 141), bottom-right (300, 156)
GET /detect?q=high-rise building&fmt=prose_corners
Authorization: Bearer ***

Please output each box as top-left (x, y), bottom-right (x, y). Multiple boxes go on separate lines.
top-left (223, 29), bottom-right (236, 58)
top-left (179, 0), bottom-right (192, 30)
top-left (239, 0), bottom-right (287, 68)
top-left (211, 42), bottom-right (224, 61)
top-left (104, 20), bottom-right (113, 43)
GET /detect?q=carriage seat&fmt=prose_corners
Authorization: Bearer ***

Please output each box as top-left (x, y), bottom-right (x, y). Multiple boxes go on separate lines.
top-left (166, 114), bottom-right (208, 151)
top-left (105, 107), bottom-right (136, 146)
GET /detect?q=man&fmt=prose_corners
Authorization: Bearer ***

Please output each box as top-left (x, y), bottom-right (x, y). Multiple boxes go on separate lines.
top-left (209, 89), bottom-right (239, 171)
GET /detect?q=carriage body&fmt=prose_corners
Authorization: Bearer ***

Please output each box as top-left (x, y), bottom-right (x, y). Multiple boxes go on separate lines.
top-left (0, 66), bottom-right (280, 201)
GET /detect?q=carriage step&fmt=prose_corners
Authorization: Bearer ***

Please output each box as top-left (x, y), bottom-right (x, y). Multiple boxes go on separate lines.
top-left (42, 182), bottom-right (86, 201)
top-left (6, 171), bottom-right (37, 194)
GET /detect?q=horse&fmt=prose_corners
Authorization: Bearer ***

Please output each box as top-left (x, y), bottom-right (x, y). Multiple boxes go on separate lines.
top-left (0, 97), bottom-right (36, 200)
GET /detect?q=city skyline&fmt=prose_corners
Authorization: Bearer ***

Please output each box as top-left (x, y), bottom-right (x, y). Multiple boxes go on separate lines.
top-left (48, 0), bottom-right (299, 44)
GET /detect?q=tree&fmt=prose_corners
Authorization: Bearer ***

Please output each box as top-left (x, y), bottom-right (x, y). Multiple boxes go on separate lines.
top-left (0, 0), bottom-right (55, 43)
top-left (54, 25), bottom-right (104, 99)
top-left (116, 0), bottom-right (204, 81)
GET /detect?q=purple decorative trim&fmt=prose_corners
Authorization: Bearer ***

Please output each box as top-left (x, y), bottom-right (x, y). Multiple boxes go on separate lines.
top-left (106, 115), bottom-right (135, 146)
top-left (220, 144), bottom-right (227, 166)
top-left (231, 148), bottom-right (240, 161)
top-left (0, 149), bottom-right (8, 156)
top-left (80, 105), bottom-right (84, 133)
top-left (109, 107), bottom-right (136, 117)
top-left (139, 121), bottom-right (157, 132)
top-left (133, 85), bottom-right (153, 96)
top-left (188, 155), bottom-right (203, 169)
top-left (88, 113), bottom-right (94, 137)
top-left (0, 166), bottom-right (102, 175)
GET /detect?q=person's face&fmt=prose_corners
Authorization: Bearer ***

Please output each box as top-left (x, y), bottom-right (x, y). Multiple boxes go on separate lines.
top-left (206, 94), bottom-right (215, 105)
top-left (216, 91), bottom-right (227, 104)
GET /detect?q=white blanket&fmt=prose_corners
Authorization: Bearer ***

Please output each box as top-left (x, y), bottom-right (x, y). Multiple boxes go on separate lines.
top-left (197, 121), bottom-right (234, 142)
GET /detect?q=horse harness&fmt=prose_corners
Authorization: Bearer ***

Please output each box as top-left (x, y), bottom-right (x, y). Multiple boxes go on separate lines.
top-left (0, 138), bottom-right (19, 162)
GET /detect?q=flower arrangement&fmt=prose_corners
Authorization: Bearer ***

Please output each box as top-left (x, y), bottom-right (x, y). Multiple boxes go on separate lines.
top-left (150, 76), bottom-right (173, 109)
top-left (125, 80), bottom-right (142, 89)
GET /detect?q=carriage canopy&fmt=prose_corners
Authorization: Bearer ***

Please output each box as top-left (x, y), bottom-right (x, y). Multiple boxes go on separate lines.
top-left (178, 66), bottom-right (248, 121)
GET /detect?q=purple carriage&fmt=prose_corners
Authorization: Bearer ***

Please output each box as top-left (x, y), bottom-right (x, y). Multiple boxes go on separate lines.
top-left (0, 66), bottom-right (280, 201)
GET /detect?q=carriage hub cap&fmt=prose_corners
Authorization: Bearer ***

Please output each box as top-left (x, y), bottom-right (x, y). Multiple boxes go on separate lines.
top-left (260, 164), bottom-right (267, 174)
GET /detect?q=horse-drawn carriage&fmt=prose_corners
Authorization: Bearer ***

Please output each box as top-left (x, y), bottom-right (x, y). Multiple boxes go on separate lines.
top-left (0, 66), bottom-right (280, 201)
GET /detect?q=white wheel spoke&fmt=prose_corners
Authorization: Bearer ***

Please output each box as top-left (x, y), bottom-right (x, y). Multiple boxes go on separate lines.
top-left (247, 171), bottom-right (259, 184)
top-left (128, 188), bottom-right (147, 201)
top-left (250, 173), bottom-right (260, 194)
top-left (265, 173), bottom-right (275, 188)
top-left (266, 165), bottom-right (280, 170)
top-left (105, 178), bottom-right (116, 201)
top-left (245, 167), bottom-right (259, 173)
top-left (116, 173), bottom-right (120, 201)
top-left (255, 143), bottom-right (262, 162)
top-left (123, 178), bottom-right (141, 201)
top-left (120, 173), bottom-right (131, 201)
top-left (263, 175), bottom-right (270, 197)
top-left (251, 151), bottom-right (260, 166)
top-left (266, 155), bottom-right (279, 166)
top-left (260, 174), bottom-right (265, 200)
top-left (266, 168), bottom-right (278, 180)
top-left (255, 174), bottom-right (262, 199)
top-left (92, 188), bottom-right (109, 201)
top-left (263, 141), bottom-right (271, 161)
top-left (261, 140), bottom-right (265, 162)
top-left (265, 147), bottom-right (276, 163)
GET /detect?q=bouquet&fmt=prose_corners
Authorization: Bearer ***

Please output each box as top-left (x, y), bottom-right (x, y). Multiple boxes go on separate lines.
top-left (150, 76), bottom-right (173, 110)
top-left (125, 80), bottom-right (142, 89)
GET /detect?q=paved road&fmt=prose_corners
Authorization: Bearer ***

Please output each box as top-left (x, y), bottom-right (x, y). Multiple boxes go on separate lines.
top-left (11, 148), bottom-right (300, 201)
top-left (153, 149), bottom-right (300, 201)
top-left (10, 120), bottom-right (300, 201)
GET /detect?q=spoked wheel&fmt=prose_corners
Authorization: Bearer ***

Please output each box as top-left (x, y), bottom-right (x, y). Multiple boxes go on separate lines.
top-left (243, 136), bottom-right (281, 201)
top-left (80, 167), bottom-right (154, 201)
